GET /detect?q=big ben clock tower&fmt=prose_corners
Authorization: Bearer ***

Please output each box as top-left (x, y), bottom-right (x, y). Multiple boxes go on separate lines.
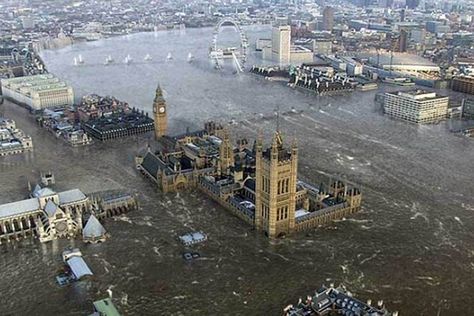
top-left (153, 84), bottom-right (167, 139)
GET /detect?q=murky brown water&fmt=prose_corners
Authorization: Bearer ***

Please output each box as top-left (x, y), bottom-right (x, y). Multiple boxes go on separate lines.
top-left (0, 26), bottom-right (473, 316)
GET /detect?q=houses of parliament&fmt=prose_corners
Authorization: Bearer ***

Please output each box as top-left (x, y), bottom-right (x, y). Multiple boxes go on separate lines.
top-left (136, 84), bottom-right (362, 238)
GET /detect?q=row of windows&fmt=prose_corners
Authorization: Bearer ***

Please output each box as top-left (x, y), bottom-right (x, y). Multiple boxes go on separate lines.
top-left (261, 176), bottom-right (270, 194)
top-left (277, 206), bottom-right (289, 221)
top-left (260, 204), bottom-right (289, 221)
top-left (278, 178), bottom-right (290, 195)
top-left (261, 176), bottom-right (291, 195)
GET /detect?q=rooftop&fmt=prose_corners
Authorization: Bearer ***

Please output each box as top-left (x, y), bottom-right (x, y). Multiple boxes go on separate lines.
top-left (387, 90), bottom-right (447, 101)
top-left (91, 298), bottom-right (121, 316)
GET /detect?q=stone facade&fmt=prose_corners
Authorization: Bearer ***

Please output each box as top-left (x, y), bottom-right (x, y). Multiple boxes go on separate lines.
top-left (136, 88), bottom-right (362, 238)
top-left (153, 84), bottom-right (167, 139)
top-left (0, 184), bottom-right (137, 244)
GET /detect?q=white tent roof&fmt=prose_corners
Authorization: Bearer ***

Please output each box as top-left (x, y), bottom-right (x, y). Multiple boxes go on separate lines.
top-left (83, 215), bottom-right (106, 238)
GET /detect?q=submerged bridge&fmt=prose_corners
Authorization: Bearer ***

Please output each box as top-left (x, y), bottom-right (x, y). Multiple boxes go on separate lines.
top-left (209, 18), bottom-right (248, 72)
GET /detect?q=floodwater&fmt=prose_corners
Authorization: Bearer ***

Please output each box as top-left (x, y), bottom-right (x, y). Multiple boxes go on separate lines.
top-left (1, 25), bottom-right (473, 316)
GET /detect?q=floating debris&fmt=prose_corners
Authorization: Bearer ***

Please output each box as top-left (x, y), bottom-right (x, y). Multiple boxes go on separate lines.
top-left (284, 284), bottom-right (396, 316)
top-left (178, 231), bottom-right (207, 246)
top-left (56, 248), bottom-right (93, 286)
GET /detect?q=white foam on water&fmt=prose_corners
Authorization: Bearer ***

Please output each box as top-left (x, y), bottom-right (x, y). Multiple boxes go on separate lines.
top-left (114, 216), bottom-right (133, 224)
top-left (360, 253), bottom-right (378, 265)
top-left (338, 107), bottom-right (356, 116)
top-left (152, 246), bottom-right (162, 256)
top-left (121, 293), bottom-right (128, 306)
top-left (454, 216), bottom-right (463, 225)
top-left (340, 264), bottom-right (349, 274)
top-left (410, 212), bottom-right (429, 223)
top-left (356, 133), bottom-right (401, 151)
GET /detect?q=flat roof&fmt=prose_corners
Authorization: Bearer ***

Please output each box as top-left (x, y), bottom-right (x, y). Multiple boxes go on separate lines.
top-left (2, 74), bottom-right (72, 94)
top-left (386, 90), bottom-right (447, 101)
top-left (359, 52), bottom-right (437, 67)
top-left (1, 74), bottom-right (54, 83)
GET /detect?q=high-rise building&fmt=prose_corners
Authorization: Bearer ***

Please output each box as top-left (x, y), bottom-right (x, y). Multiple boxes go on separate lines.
top-left (271, 25), bottom-right (291, 64)
top-left (384, 90), bottom-right (449, 124)
top-left (153, 84), bottom-right (167, 139)
top-left (322, 6), bottom-right (335, 32)
top-left (255, 131), bottom-right (298, 238)
top-left (398, 29), bottom-right (408, 52)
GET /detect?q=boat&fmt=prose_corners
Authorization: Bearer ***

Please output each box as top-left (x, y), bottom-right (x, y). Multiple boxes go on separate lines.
top-left (104, 55), bottom-right (114, 65)
top-left (124, 54), bottom-right (132, 65)
top-left (166, 52), bottom-right (173, 61)
top-left (73, 57), bottom-right (78, 66)
top-left (187, 52), bottom-right (194, 63)
top-left (144, 54), bottom-right (152, 61)
top-left (77, 54), bottom-right (84, 65)
top-left (178, 231), bottom-right (207, 246)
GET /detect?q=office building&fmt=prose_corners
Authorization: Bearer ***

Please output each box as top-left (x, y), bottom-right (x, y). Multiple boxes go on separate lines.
top-left (384, 90), bottom-right (449, 124)
top-left (452, 76), bottom-right (474, 95)
top-left (0, 74), bottom-right (74, 110)
top-left (322, 6), bottom-right (335, 32)
top-left (271, 25), bottom-right (291, 64)
top-left (313, 40), bottom-right (333, 55)
top-left (462, 99), bottom-right (474, 119)
top-left (398, 29), bottom-right (408, 52)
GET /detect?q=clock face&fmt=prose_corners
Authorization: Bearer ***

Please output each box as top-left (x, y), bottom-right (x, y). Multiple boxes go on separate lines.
top-left (159, 106), bottom-right (166, 113)
top-left (56, 221), bottom-right (67, 232)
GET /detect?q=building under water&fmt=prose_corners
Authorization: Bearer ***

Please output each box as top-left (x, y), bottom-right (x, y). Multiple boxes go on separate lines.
top-left (136, 84), bottom-right (362, 238)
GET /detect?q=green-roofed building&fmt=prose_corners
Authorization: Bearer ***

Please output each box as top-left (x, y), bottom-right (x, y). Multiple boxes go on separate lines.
top-left (90, 298), bottom-right (121, 316)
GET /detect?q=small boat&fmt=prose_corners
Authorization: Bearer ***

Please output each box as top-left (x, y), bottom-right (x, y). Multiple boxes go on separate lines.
top-left (178, 231), bottom-right (207, 246)
top-left (104, 55), bottom-right (114, 65)
top-left (166, 52), bottom-right (173, 61)
top-left (144, 54), bottom-right (152, 61)
top-left (77, 54), bottom-right (84, 64)
top-left (124, 54), bottom-right (132, 65)
top-left (187, 52), bottom-right (194, 63)
top-left (73, 57), bottom-right (78, 66)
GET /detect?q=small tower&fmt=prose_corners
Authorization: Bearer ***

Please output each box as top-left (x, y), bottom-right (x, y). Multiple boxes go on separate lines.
top-left (255, 131), bottom-right (298, 238)
top-left (153, 84), bottom-right (167, 139)
top-left (219, 128), bottom-right (234, 175)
